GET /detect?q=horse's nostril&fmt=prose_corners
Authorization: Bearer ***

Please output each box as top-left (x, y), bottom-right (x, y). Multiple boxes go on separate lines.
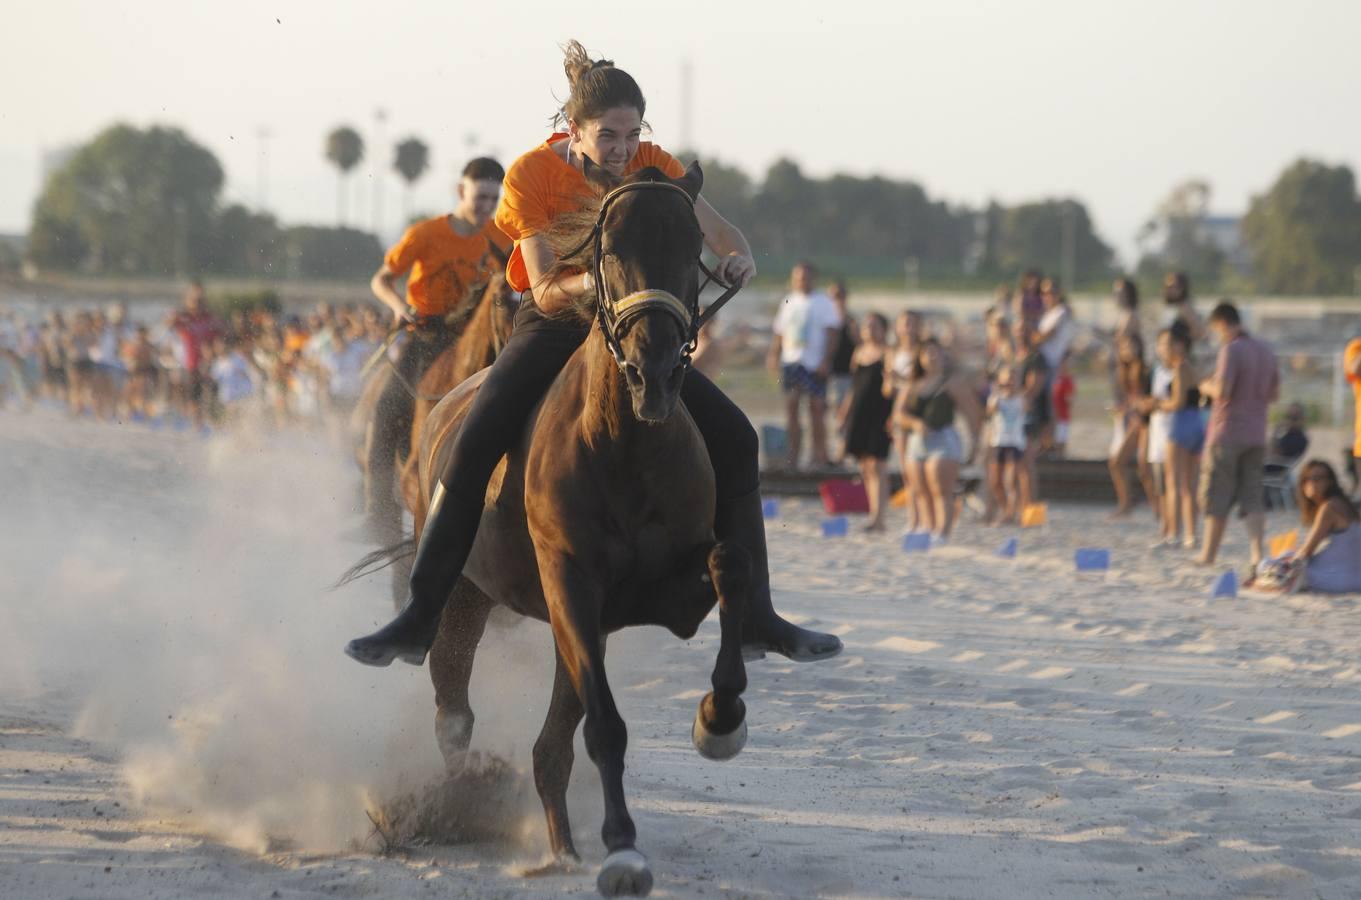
top-left (624, 363), bottom-right (644, 386)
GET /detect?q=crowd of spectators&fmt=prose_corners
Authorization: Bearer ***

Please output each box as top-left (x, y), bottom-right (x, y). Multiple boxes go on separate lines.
top-left (0, 280), bottom-right (391, 433)
top-left (767, 262), bottom-right (1358, 591)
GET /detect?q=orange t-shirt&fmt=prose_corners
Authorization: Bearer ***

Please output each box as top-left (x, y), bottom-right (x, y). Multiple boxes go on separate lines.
top-left (1346, 337), bottom-right (1361, 455)
top-left (494, 134), bottom-right (686, 294)
top-left (384, 217), bottom-right (511, 317)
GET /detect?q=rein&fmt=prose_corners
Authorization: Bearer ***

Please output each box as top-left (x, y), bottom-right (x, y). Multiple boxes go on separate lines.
top-left (560, 179), bottom-right (744, 370)
top-left (360, 301), bottom-right (484, 403)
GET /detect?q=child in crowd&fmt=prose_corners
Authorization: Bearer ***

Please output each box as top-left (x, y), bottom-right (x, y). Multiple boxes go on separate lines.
top-left (1108, 332), bottom-right (1158, 519)
top-left (985, 365), bottom-right (1026, 524)
top-left (1051, 354), bottom-right (1074, 457)
top-left (210, 336), bottom-right (255, 421)
top-left (1155, 326), bottom-right (1203, 548)
top-left (121, 324), bottom-right (158, 421)
top-left (1014, 319), bottom-right (1049, 512)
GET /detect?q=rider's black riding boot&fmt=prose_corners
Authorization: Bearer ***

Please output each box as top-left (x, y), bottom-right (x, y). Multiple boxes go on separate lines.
top-left (716, 487), bottom-right (843, 662)
top-left (345, 482), bottom-right (480, 666)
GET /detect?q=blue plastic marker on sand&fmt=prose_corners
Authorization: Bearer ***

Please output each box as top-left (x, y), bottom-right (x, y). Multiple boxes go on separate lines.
top-left (821, 516), bottom-right (849, 538)
top-left (1210, 569), bottom-right (1238, 599)
top-left (996, 537), bottom-right (1018, 558)
top-left (902, 532), bottom-right (931, 552)
top-left (762, 499), bottom-right (780, 519)
top-left (1074, 548), bottom-right (1110, 571)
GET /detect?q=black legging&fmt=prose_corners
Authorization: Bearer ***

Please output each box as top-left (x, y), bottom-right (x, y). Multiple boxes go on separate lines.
top-left (418, 299), bottom-right (758, 592)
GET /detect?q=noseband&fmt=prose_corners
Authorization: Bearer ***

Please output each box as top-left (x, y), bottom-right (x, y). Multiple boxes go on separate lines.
top-left (561, 179), bottom-right (743, 371)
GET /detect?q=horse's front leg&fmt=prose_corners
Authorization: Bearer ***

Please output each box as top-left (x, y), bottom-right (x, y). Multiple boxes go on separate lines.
top-left (427, 577), bottom-right (494, 772)
top-left (538, 552), bottom-right (651, 898)
top-left (532, 645), bottom-right (584, 864)
top-left (693, 542), bottom-right (751, 760)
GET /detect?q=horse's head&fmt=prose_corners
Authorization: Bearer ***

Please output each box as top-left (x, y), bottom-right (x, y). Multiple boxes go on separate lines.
top-left (582, 158), bottom-right (704, 424)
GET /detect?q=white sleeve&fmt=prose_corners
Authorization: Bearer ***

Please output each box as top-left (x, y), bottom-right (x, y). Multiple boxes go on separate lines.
top-left (771, 297), bottom-right (789, 337)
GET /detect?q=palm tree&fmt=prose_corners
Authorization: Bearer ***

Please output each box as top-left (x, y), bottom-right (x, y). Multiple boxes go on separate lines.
top-left (392, 137), bottom-right (430, 224)
top-left (324, 126), bottom-right (364, 226)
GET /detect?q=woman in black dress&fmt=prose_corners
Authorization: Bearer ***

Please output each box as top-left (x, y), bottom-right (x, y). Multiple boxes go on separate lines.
top-left (838, 313), bottom-right (893, 531)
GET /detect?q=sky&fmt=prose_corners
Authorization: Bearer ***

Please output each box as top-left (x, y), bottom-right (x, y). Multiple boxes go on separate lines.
top-left (5, 0), bottom-right (1360, 265)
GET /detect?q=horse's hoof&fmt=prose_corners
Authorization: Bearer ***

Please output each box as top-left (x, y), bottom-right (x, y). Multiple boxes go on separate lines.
top-left (435, 709), bottom-right (473, 773)
top-left (597, 849), bottom-right (652, 897)
top-left (692, 704), bottom-right (747, 761)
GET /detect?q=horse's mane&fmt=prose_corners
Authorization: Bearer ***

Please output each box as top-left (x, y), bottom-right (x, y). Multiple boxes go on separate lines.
top-left (539, 186), bottom-right (607, 325)
top-left (537, 166), bottom-right (686, 326)
top-left (450, 272), bottom-right (508, 380)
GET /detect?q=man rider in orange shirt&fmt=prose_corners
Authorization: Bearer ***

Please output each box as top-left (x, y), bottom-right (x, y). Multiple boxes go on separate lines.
top-left (365, 157), bottom-right (510, 532)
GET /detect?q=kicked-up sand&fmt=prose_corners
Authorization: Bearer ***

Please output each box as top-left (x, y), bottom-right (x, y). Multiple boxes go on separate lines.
top-left (2, 407), bottom-right (1360, 899)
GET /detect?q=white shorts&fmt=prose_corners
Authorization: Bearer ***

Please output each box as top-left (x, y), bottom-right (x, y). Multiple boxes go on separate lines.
top-left (1147, 411), bottom-right (1169, 465)
top-left (1054, 421), bottom-right (1070, 446)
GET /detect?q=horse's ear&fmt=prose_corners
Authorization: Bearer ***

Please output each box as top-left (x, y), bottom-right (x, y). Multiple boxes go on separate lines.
top-left (582, 154), bottom-right (620, 192)
top-left (677, 161), bottom-right (704, 201)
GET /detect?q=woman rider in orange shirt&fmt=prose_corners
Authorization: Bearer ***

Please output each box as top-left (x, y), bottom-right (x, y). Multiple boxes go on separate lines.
top-left (346, 41), bottom-right (842, 668)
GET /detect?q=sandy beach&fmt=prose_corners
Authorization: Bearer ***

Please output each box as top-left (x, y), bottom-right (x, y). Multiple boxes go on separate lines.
top-left (3, 408), bottom-right (1361, 899)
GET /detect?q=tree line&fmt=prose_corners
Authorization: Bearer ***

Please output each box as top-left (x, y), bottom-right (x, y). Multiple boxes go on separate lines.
top-left (22, 122), bottom-right (1361, 295)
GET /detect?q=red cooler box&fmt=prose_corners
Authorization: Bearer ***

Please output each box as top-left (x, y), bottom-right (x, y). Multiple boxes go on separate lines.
top-left (819, 479), bottom-right (869, 514)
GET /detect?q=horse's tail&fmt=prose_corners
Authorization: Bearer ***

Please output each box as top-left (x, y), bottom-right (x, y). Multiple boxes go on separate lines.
top-left (331, 536), bottom-right (416, 590)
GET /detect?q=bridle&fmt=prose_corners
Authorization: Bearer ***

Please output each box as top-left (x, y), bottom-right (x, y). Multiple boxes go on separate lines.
top-left (559, 179), bottom-right (744, 371)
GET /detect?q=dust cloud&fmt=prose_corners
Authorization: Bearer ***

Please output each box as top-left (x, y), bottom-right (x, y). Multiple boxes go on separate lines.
top-left (0, 409), bottom-right (565, 854)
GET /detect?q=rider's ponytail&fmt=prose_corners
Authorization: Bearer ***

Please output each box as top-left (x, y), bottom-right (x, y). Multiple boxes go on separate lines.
top-left (555, 40), bottom-right (647, 128)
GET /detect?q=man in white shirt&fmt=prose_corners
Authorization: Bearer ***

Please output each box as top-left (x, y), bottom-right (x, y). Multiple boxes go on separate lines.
top-left (768, 261), bottom-right (843, 470)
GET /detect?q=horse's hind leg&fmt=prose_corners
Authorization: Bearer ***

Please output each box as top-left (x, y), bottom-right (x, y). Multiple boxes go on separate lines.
top-left (532, 646), bottom-right (584, 863)
top-left (427, 576), bottom-right (493, 772)
top-left (693, 542), bottom-right (752, 760)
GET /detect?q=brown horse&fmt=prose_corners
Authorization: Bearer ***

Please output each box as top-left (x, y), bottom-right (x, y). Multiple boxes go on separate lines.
top-left (349, 267), bottom-right (517, 551)
top-left (414, 163), bottom-right (749, 896)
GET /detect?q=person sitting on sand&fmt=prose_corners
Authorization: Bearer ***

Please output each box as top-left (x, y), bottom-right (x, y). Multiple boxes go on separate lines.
top-left (1252, 460), bottom-right (1361, 594)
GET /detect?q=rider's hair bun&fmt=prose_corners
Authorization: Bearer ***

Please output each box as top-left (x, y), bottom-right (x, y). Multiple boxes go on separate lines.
top-left (563, 40), bottom-right (614, 89)
top-left (555, 40), bottom-right (645, 130)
